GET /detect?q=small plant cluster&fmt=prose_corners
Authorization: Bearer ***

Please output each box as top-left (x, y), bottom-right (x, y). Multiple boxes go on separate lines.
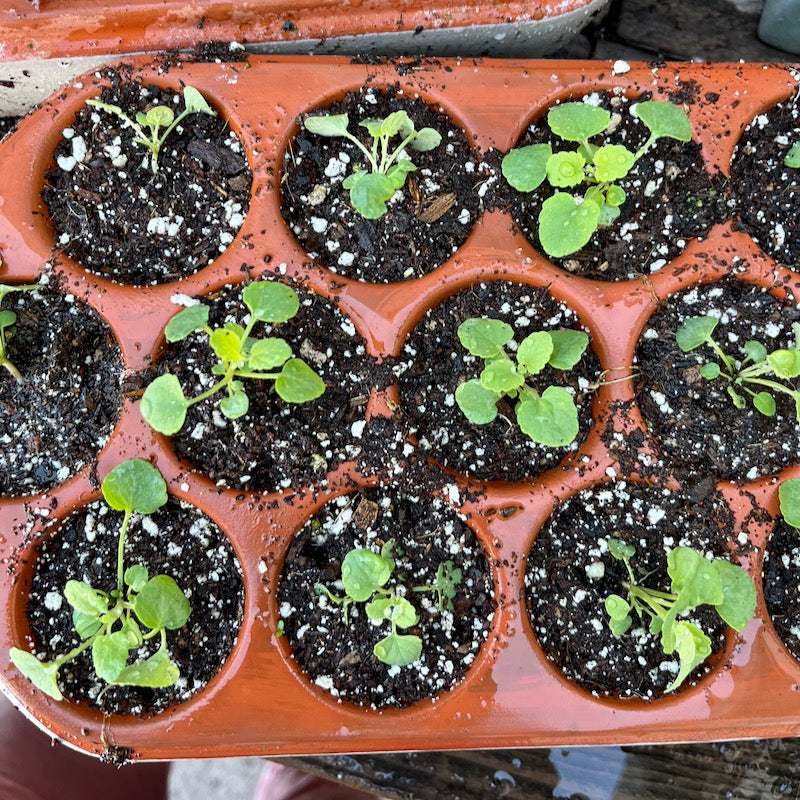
top-left (11, 459), bottom-right (191, 701)
top-left (502, 99), bottom-right (693, 258)
top-left (87, 85), bottom-right (216, 173)
top-left (0, 281), bottom-right (40, 383)
top-left (141, 281), bottom-right (325, 436)
top-left (604, 539), bottom-right (756, 693)
top-left (303, 110), bottom-right (442, 219)
top-left (455, 317), bottom-right (589, 447)
top-left (676, 315), bottom-right (800, 420)
top-left (315, 541), bottom-right (461, 667)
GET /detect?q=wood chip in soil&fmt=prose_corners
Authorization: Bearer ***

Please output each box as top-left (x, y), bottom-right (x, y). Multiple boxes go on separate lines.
top-left (525, 481), bottom-right (736, 699)
top-left (0, 281), bottom-right (123, 496)
top-left (277, 487), bottom-right (495, 709)
top-left (395, 281), bottom-right (601, 483)
top-left (24, 498), bottom-right (244, 715)
top-left (280, 85), bottom-right (485, 284)
top-left (634, 279), bottom-right (800, 484)
top-left (492, 89), bottom-right (726, 281)
top-left (42, 74), bottom-right (252, 286)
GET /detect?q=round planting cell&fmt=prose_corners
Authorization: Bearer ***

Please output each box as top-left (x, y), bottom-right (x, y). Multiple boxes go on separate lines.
top-left (19, 496), bottom-right (245, 715)
top-left (0, 280), bottom-right (123, 496)
top-left (525, 480), bottom-right (742, 700)
top-left (396, 280), bottom-right (601, 483)
top-left (277, 487), bottom-right (495, 709)
top-left (501, 89), bottom-right (724, 281)
top-left (634, 278), bottom-right (800, 484)
top-left (42, 76), bottom-right (252, 286)
top-left (280, 85), bottom-right (484, 284)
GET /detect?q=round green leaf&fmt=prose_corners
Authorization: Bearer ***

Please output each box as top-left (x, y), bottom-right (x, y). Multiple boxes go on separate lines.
top-left (410, 127), bottom-right (442, 152)
top-left (0, 310), bottom-right (16, 329)
top-left (341, 549), bottom-right (392, 601)
top-left (373, 632), bottom-right (422, 666)
top-left (220, 390), bottom-right (249, 419)
top-left (480, 359), bottom-right (523, 394)
top-left (699, 362), bottom-right (721, 380)
top-left (92, 630), bottom-right (132, 682)
top-left (604, 593), bottom-right (631, 621)
top-left (605, 184), bottom-right (627, 207)
top-left (457, 318), bottom-right (513, 357)
top-left (547, 329), bottom-right (589, 370)
top-left (347, 171), bottom-right (396, 219)
top-left (711, 559), bottom-right (756, 632)
top-left (667, 546), bottom-right (723, 608)
top-left (249, 337), bottom-right (293, 370)
top-left (516, 385), bottom-right (579, 446)
top-left (146, 105), bottom-right (174, 129)
top-left (539, 192), bottom-right (601, 259)
top-left (609, 614), bottom-right (633, 637)
top-left (124, 565), bottom-right (149, 592)
top-left (210, 328), bottom-right (243, 364)
top-left (607, 538), bottom-right (635, 560)
top-left (140, 374), bottom-right (189, 436)
top-left (10, 649), bottom-right (63, 700)
top-left (675, 315), bottom-right (718, 352)
top-left (243, 281), bottom-right (300, 323)
top-left (102, 458), bottom-right (168, 515)
top-left (635, 100), bottom-right (693, 143)
top-left (780, 478), bottom-right (800, 528)
top-left (517, 331), bottom-right (554, 375)
top-left (304, 113), bottom-right (350, 137)
top-left (593, 144), bottom-right (635, 182)
top-left (455, 379), bottom-right (500, 425)
top-left (548, 102), bottom-right (610, 142)
top-left (744, 340), bottom-right (768, 364)
top-left (501, 144), bottom-right (552, 192)
top-left (385, 160), bottom-right (416, 190)
top-left (64, 580), bottom-right (108, 616)
top-left (275, 359), bottom-right (325, 403)
top-left (753, 391), bottom-right (776, 417)
top-left (164, 304), bottom-right (209, 342)
top-left (377, 110), bottom-right (410, 139)
top-left (768, 348), bottom-right (800, 379)
top-left (785, 142), bottom-right (800, 169)
top-left (546, 151), bottom-right (586, 188)
top-left (135, 575), bottom-right (191, 630)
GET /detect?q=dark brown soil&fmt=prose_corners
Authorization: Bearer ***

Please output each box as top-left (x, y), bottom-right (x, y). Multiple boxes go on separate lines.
top-left (730, 98), bottom-right (800, 269)
top-left (42, 74), bottom-right (252, 285)
top-left (763, 517), bottom-right (800, 663)
top-left (150, 280), bottom-right (387, 492)
top-left (396, 281), bottom-right (601, 483)
top-left (496, 90), bottom-right (726, 281)
top-left (525, 481), bottom-right (735, 699)
top-left (0, 282), bottom-right (123, 495)
top-left (24, 498), bottom-right (244, 715)
top-left (277, 488), bottom-right (495, 708)
top-left (635, 279), bottom-right (800, 484)
top-left (280, 86), bottom-right (484, 284)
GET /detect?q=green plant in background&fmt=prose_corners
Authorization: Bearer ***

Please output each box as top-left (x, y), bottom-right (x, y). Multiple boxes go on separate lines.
top-left (501, 100), bottom-right (693, 258)
top-left (785, 142), bottom-right (800, 169)
top-left (604, 539), bottom-right (756, 693)
top-left (10, 459), bottom-right (192, 700)
top-left (676, 315), bottom-right (800, 420)
top-left (315, 541), bottom-right (461, 667)
top-left (87, 85), bottom-right (216, 173)
top-left (140, 280), bottom-right (325, 436)
top-left (0, 281), bottom-right (40, 382)
top-left (454, 317), bottom-right (589, 447)
top-left (303, 110), bottom-right (442, 219)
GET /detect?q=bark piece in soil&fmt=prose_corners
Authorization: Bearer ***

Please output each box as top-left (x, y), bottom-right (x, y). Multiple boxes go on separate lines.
top-left (525, 481), bottom-right (735, 699)
top-left (24, 498), bottom-right (244, 715)
top-left (495, 90), bottom-right (725, 281)
top-left (730, 97), bottom-right (800, 269)
top-left (0, 282), bottom-right (123, 496)
top-left (763, 517), bottom-right (800, 666)
top-left (42, 77), bottom-right (252, 286)
top-left (280, 86), bottom-right (484, 284)
top-left (634, 279), bottom-right (800, 484)
top-left (277, 487), bottom-right (495, 709)
top-left (395, 281), bottom-right (601, 483)
top-left (151, 280), bottom-right (384, 492)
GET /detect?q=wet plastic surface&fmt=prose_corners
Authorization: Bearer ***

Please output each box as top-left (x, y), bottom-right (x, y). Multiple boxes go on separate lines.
top-left (1, 57), bottom-right (800, 759)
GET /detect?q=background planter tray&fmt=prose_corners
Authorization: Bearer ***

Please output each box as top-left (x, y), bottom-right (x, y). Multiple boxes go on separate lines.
top-left (1, 56), bottom-right (800, 759)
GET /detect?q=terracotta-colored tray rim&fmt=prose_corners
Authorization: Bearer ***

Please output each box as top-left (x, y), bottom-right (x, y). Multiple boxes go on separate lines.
top-left (1, 56), bottom-right (800, 761)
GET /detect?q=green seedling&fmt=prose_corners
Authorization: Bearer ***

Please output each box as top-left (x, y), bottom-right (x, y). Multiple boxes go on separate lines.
top-left (315, 541), bottom-right (461, 667)
top-left (303, 110), bottom-right (442, 219)
top-left (140, 281), bottom-right (325, 436)
top-left (454, 317), bottom-right (589, 447)
top-left (10, 459), bottom-right (191, 701)
top-left (785, 142), bottom-right (800, 169)
top-left (779, 477), bottom-right (800, 528)
top-left (676, 315), bottom-right (800, 420)
top-left (501, 100), bottom-right (693, 258)
top-left (0, 282), bottom-right (40, 382)
top-left (604, 539), bottom-right (755, 693)
top-left (87, 86), bottom-right (216, 173)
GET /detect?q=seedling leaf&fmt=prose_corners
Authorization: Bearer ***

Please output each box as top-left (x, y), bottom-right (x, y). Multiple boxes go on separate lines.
top-left (373, 633), bottom-right (422, 666)
top-left (779, 478), bottom-right (800, 528)
top-left (112, 643), bottom-right (179, 688)
top-left (455, 379), bottom-right (500, 425)
top-left (411, 127), bottom-right (442, 151)
top-left (666, 620), bottom-right (710, 693)
top-left (346, 171), bottom-right (396, 218)
top-left (767, 348), bottom-right (800, 379)
top-left (546, 151), bottom-right (585, 188)
top-left (480, 359), bottom-right (524, 394)
top-left (636, 100), bottom-right (693, 142)
top-left (668, 546), bottom-right (723, 608)
top-left (712, 559), bottom-right (756, 631)
top-left (457, 318), bottom-right (514, 358)
top-left (517, 330), bottom-right (554, 375)
top-left (220, 390), bottom-right (249, 419)
top-left (242, 281), bottom-right (299, 323)
top-left (140, 374), bottom-right (189, 436)
top-left (547, 102), bottom-right (610, 142)
top-left (786, 142), bottom-right (800, 168)
top-left (548, 329), bottom-right (589, 370)
top-left (135, 575), bottom-right (192, 630)
top-left (64, 580), bottom-right (108, 616)
top-left (182, 86), bottom-right (215, 116)
top-left (539, 192), bottom-right (601, 258)
top-left (676, 316), bottom-right (718, 351)
top-left (593, 144), bottom-right (635, 182)
top-left (753, 391), bottom-right (776, 416)
top-left (275, 358), bottom-right (326, 403)
top-left (501, 143), bottom-right (552, 192)
top-left (516, 385), bottom-right (578, 447)
top-left (341, 549), bottom-right (391, 602)
top-left (304, 114), bottom-right (350, 137)
top-left (101, 458), bottom-right (168, 515)
top-left (249, 337), bottom-right (292, 370)
top-left (10, 649), bottom-right (63, 700)
top-left (124, 565), bottom-right (149, 592)
top-left (165, 305), bottom-right (210, 342)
